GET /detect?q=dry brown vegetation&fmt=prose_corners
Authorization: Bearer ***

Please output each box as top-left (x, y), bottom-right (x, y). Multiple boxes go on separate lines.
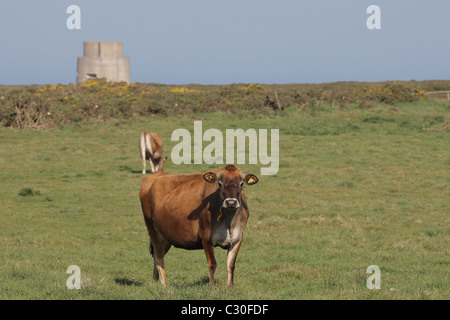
top-left (0, 79), bottom-right (448, 129)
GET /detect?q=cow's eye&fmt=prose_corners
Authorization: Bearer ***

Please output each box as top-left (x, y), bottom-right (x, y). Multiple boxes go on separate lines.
top-left (218, 181), bottom-right (224, 187)
top-left (239, 181), bottom-right (244, 187)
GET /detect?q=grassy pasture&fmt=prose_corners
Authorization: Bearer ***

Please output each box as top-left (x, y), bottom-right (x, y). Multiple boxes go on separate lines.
top-left (0, 99), bottom-right (448, 299)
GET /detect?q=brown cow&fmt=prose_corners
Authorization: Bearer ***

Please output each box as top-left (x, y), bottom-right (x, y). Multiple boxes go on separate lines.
top-left (139, 165), bottom-right (258, 287)
top-left (139, 130), bottom-right (165, 174)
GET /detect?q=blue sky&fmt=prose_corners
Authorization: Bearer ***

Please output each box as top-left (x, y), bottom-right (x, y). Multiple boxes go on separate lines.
top-left (1, 0), bottom-right (449, 84)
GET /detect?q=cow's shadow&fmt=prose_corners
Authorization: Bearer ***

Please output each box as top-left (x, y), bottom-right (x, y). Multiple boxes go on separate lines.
top-left (191, 276), bottom-right (210, 286)
top-left (130, 170), bottom-right (165, 175)
top-left (115, 276), bottom-right (212, 288)
top-left (187, 190), bottom-right (221, 221)
top-left (114, 278), bottom-right (143, 287)
top-left (171, 276), bottom-right (210, 288)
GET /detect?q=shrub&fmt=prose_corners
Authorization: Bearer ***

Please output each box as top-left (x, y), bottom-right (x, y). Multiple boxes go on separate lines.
top-left (356, 82), bottom-right (427, 105)
top-left (18, 188), bottom-right (41, 197)
top-left (0, 80), bottom-right (440, 129)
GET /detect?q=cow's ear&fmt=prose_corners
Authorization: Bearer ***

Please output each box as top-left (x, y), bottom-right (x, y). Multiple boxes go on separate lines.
top-left (203, 172), bottom-right (217, 183)
top-left (244, 174), bottom-right (259, 185)
top-left (163, 156), bottom-right (168, 162)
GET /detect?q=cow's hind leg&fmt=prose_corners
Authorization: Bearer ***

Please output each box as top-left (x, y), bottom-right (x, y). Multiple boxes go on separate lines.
top-left (149, 242), bottom-right (159, 282)
top-left (145, 217), bottom-right (171, 285)
top-left (139, 133), bottom-right (147, 174)
top-left (144, 132), bottom-right (156, 173)
top-left (151, 237), bottom-right (171, 285)
top-left (203, 243), bottom-right (217, 285)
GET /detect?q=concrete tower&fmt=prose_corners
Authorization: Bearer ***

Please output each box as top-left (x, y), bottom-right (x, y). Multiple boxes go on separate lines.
top-left (77, 41), bottom-right (130, 84)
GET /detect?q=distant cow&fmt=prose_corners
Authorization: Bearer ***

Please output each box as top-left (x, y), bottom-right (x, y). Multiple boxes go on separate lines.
top-left (139, 165), bottom-right (259, 287)
top-left (139, 130), bottom-right (165, 174)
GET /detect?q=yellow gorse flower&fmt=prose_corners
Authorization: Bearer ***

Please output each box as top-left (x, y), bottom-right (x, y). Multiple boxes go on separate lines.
top-left (169, 87), bottom-right (200, 93)
top-left (239, 83), bottom-right (265, 92)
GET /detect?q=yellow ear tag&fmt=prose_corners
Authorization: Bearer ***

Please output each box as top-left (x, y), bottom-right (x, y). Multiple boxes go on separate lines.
top-left (248, 177), bottom-right (254, 184)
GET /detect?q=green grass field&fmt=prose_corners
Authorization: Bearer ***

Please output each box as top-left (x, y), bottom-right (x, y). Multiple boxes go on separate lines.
top-left (0, 99), bottom-right (448, 299)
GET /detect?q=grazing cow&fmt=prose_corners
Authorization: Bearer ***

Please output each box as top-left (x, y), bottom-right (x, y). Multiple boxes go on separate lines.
top-left (139, 130), bottom-right (165, 174)
top-left (139, 165), bottom-right (259, 287)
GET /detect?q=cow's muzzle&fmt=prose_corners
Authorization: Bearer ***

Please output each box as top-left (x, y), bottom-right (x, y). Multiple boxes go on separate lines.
top-left (223, 198), bottom-right (240, 208)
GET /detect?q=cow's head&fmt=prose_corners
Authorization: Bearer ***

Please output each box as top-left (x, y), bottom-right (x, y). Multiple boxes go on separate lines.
top-left (155, 156), bottom-right (167, 172)
top-left (203, 165), bottom-right (258, 209)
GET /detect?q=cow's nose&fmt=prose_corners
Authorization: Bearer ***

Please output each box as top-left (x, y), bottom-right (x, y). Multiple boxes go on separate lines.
top-left (224, 198), bottom-right (239, 208)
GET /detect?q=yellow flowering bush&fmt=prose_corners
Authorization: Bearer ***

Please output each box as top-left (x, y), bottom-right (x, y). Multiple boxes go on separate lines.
top-left (39, 84), bottom-right (64, 92)
top-left (356, 82), bottom-right (427, 105)
top-left (0, 79), bottom-right (441, 129)
top-left (239, 83), bottom-right (265, 92)
top-left (169, 87), bottom-right (200, 93)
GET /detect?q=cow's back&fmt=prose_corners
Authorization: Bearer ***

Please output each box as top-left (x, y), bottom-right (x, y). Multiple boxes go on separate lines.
top-left (149, 132), bottom-right (163, 159)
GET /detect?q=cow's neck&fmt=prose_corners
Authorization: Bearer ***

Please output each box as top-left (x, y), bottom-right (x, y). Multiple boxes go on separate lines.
top-left (218, 207), bottom-right (241, 225)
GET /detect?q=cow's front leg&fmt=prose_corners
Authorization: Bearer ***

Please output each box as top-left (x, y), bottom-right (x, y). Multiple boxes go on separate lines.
top-left (150, 159), bottom-right (156, 173)
top-left (203, 243), bottom-right (217, 285)
top-left (226, 239), bottom-right (243, 287)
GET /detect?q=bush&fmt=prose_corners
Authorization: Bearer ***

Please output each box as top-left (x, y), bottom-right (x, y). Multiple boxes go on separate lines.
top-left (0, 80), bottom-right (440, 129)
top-left (356, 82), bottom-right (427, 105)
top-left (18, 188), bottom-right (41, 197)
